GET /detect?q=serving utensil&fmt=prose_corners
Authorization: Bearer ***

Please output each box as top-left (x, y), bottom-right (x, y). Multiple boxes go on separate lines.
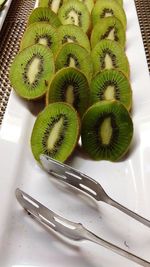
top-left (16, 188), bottom-right (150, 267)
top-left (40, 154), bottom-right (150, 228)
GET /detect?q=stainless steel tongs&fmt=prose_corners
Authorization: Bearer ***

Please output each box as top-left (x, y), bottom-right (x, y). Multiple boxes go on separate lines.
top-left (40, 154), bottom-right (150, 228)
top-left (16, 188), bottom-right (150, 267)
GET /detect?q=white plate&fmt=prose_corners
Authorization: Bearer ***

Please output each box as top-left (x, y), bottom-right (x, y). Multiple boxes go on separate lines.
top-left (0, 1), bottom-right (150, 266)
top-left (0, 0), bottom-right (13, 31)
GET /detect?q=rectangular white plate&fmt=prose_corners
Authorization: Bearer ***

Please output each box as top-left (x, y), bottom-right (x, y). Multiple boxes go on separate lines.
top-left (0, 1), bottom-right (150, 266)
top-left (0, 0), bottom-right (13, 31)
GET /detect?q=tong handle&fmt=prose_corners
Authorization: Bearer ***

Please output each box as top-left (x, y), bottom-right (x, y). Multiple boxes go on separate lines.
top-left (107, 198), bottom-right (150, 228)
top-left (85, 231), bottom-right (150, 267)
top-left (16, 189), bottom-right (150, 267)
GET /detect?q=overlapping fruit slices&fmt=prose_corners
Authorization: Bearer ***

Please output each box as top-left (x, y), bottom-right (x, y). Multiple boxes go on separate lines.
top-left (9, 0), bottom-right (134, 163)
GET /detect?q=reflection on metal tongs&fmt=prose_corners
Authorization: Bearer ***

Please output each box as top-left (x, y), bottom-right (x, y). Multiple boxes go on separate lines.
top-left (40, 154), bottom-right (150, 228)
top-left (16, 188), bottom-right (150, 267)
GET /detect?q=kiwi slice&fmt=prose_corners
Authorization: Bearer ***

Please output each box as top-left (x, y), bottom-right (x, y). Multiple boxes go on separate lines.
top-left (20, 22), bottom-right (60, 55)
top-left (46, 67), bottom-right (90, 117)
top-left (58, 24), bottom-right (91, 52)
top-left (91, 0), bottom-right (127, 29)
top-left (9, 44), bottom-right (55, 100)
top-left (91, 17), bottom-right (126, 49)
top-left (90, 69), bottom-right (132, 110)
top-left (28, 7), bottom-right (61, 28)
top-left (38, 0), bottom-right (64, 14)
top-left (31, 102), bottom-right (80, 163)
top-left (91, 39), bottom-right (130, 77)
top-left (58, 0), bottom-right (91, 34)
top-left (81, 100), bottom-right (133, 161)
top-left (55, 43), bottom-right (93, 81)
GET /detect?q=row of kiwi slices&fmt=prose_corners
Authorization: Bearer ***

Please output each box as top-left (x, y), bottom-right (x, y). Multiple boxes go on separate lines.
top-left (9, 0), bottom-right (134, 163)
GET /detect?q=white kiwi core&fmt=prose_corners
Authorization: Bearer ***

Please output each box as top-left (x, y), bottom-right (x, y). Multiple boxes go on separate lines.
top-left (107, 28), bottom-right (115, 40)
top-left (104, 54), bottom-right (113, 69)
top-left (27, 57), bottom-right (41, 85)
top-left (66, 85), bottom-right (74, 105)
top-left (67, 38), bottom-right (74, 43)
top-left (105, 12), bottom-right (112, 17)
top-left (100, 117), bottom-right (113, 145)
top-left (66, 10), bottom-right (80, 26)
top-left (47, 117), bottom-right (64, 150)
top-left (38, 37), bottom-right (48, 46)
top-left (104, 85), bottom-right (115, 100)
top-left (51, 0), bottom-right (61, 13)
top-left (69, 57), bottom-right (76, 67)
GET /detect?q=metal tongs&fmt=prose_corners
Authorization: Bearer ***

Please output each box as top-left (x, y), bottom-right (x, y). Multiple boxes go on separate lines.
top-left (16, 188), bottom-right (150, 266)
top-left (40, 154), bottom-right (150, 228)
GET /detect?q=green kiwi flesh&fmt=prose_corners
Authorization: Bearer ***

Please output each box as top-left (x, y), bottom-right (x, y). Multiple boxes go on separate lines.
top-left (79, 0), bottom-right (94, 13)
top-left (28, 7), bottom-right (61, 28)
top-left (55, 43), bottom-right (93, 81)
top-left (91, 17), bottom-right (126, 49)
top-left (57, 24), bottom-right (91, 52)
top-left (20, 22), bottom-right (60, 55)
top-left (81, 100), bottom-right (133, 161)
top-left (58, 0), bottom-right (91, 33)
top-left (90, 69), bottom-right (132, 110)
top-left (92, 0), bottom-right (127, 29)
top-left (31, 102), bottom-right (80, 163)
top-left (64, 0), bottom-right (94, 13)
top-left (93, 0), bottom-right (123, 5)
top-left (91, 39), bottom-right (130, 77)
top-left (9, 44), bottom-right (55, 100)
top-left (115, 0), bottom-right (123, 6)
top-left (46, 67), bottom-right (90, 117)
top-left (38, 0), bottom-right (63, 14)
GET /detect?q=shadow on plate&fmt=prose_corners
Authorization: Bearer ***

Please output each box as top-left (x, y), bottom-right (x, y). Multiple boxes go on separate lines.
top-left (27, 97), bottom-right (45, 116)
